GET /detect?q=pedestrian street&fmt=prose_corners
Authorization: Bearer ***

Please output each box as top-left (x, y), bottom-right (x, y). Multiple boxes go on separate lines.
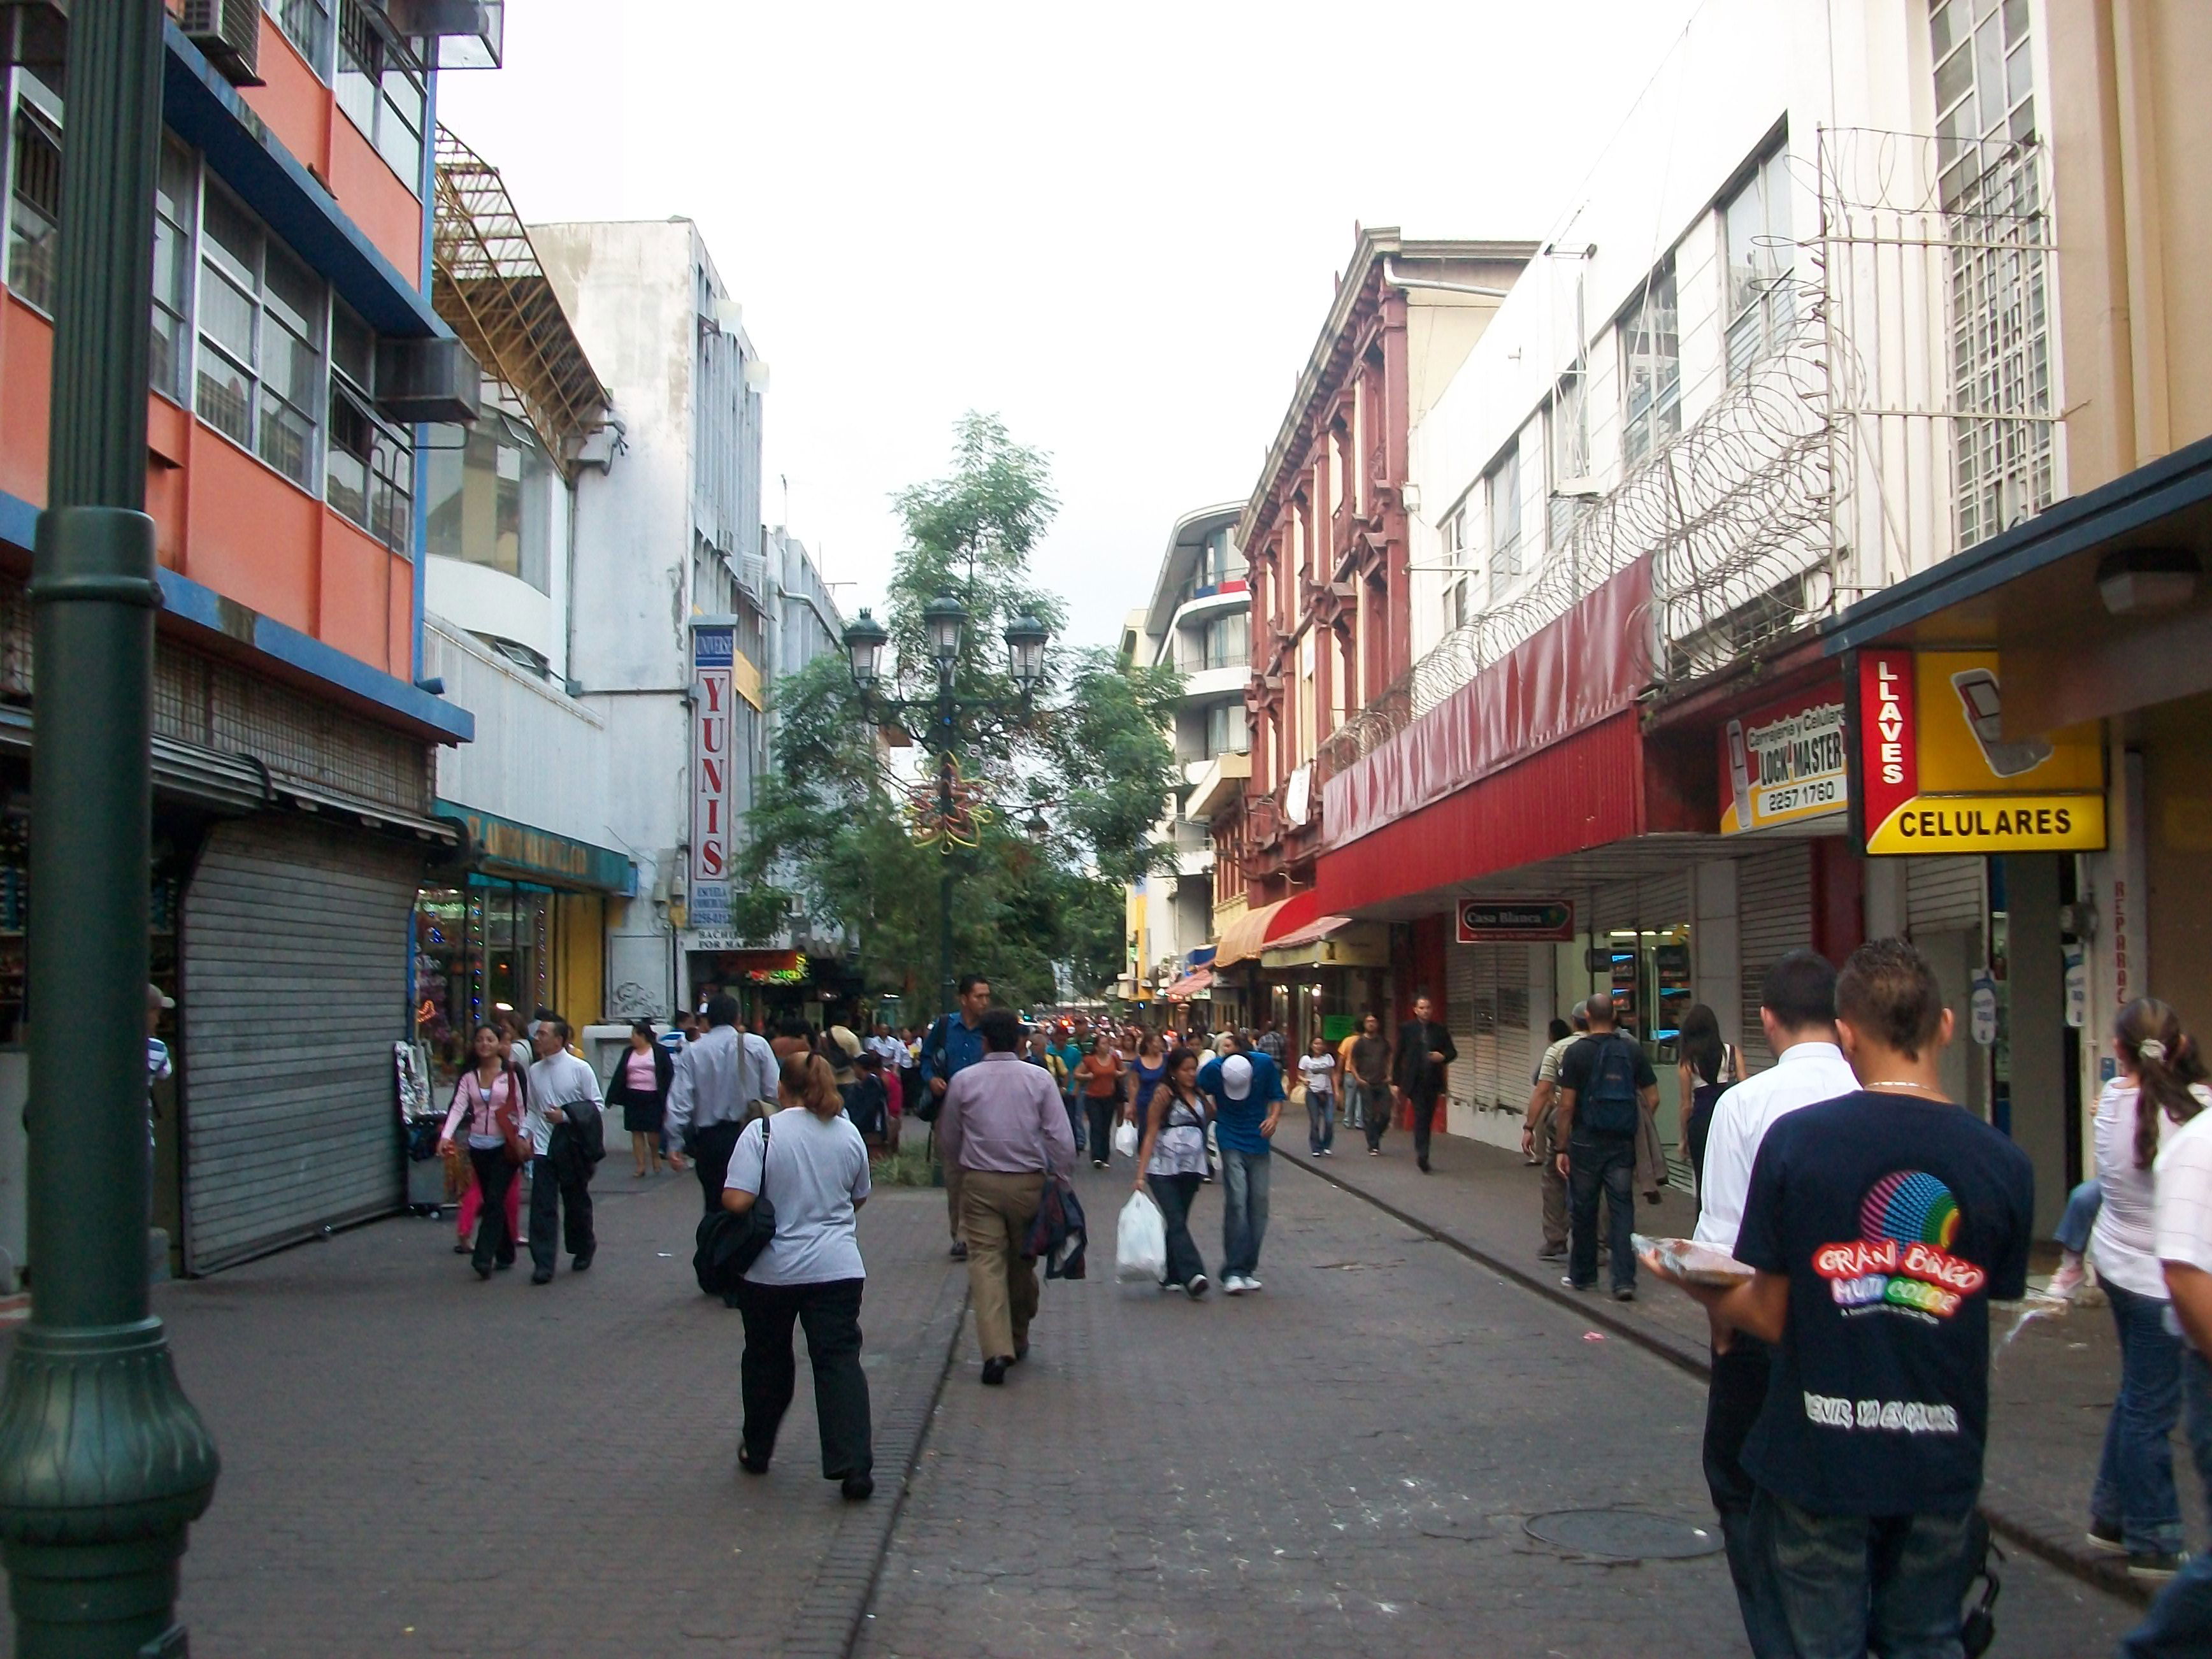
top-left (0, 1151), bottom-right (2141, 1659)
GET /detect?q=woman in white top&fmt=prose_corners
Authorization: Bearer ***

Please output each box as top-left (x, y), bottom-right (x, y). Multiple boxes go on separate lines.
top-left (1298, 1036), bottom-right (1337, 1158)
top-left (1135, 1045), bottom-right (1212, 1297)
top-left (723, 1052), bottom-right (875, 1500)
top-left (2086, 997), bottom-right (2211, 1576)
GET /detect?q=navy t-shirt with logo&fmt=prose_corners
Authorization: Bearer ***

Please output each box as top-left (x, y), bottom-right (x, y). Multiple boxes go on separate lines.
top-left (1734, 1089), bottom-right (2033, 1517)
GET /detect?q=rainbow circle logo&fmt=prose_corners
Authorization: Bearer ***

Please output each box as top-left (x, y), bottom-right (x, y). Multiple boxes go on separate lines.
top-left (1860, 1170), bottom-right (1961, 1251)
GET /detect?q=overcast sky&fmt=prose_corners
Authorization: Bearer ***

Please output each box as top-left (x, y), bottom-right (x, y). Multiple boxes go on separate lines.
top-left (439, 1), bottom-right (1704, 650)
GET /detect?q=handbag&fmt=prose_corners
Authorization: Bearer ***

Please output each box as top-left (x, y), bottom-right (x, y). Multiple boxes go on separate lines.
top-left (501, 1065), bottom-right (533, 1167)
top-left (693, 1112), bottom-right (777, 1295)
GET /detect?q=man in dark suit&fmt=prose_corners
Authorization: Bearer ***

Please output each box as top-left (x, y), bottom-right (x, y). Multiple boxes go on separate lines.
top-left (1393, 995), bottom-right (1458, 1173)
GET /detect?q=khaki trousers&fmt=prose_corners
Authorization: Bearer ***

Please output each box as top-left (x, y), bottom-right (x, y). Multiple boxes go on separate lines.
top-left (959, 1169), bottom-right (1044, 1362)
top-left (1535, 1112), bottom-right (1568, 1251)
top-left (943, 1160), bottom-right (965, 1242)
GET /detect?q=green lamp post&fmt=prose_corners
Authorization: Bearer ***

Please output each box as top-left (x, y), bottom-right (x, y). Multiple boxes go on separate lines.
top-left (0, 3), bottom-right (220, 1654)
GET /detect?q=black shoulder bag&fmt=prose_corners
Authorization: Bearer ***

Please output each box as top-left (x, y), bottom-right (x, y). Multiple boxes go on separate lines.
top-left (693, 1113), bottom-right (777, 1295)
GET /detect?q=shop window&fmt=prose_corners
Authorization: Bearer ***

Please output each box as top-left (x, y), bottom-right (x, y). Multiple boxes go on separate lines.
top-left (326, 298), bottom-right (414, 553)
top-left (197, 180), bottom-right (327, 491)
top-left (1620, 264), bottom-right (1681, 469)
top-left (336, 0), bottom-right (427, 187)
top-left (7, 96), bottom-right (61, 317)
top-left (422, 415), bottom-right (553, 593)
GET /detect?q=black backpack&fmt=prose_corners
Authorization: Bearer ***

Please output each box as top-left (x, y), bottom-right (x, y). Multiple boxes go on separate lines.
top-left (1579, 1035), bottom-right (1642, 1137)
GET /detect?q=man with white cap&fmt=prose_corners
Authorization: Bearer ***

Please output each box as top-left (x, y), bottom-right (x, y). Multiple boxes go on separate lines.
top-left (1196, 1040), bottom-right (1284, 1294)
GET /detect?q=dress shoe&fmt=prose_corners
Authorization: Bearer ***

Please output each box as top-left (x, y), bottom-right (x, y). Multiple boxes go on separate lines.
top-left (571, 1251), bottom-right (593, 1272)
top-left (473, 1263), bottom-right (491, 1281)
top-left (737, 1447), bottom-right (770, 1476)
top-left (1014, 1340), bottom-right (1030, 1363)
top-left (531, 1269), bottom-right (554, 1285)
top-left (452, 1241), bottom-right (470, 1254)
top-left (841, 1474), bottom-right (875, 1501)
top-left (980, 1356), bottom-right (1010, 1386)
top-left (949, 1239), bottom-right (968, 1260)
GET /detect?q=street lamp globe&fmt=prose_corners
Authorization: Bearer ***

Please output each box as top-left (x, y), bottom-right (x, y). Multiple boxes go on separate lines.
top-left (842, 608), bottom-right (889, 689)
top-left (1004, 613), bottom-right (1051, 691)
top-left (923, 595), bottom-right (967, 668)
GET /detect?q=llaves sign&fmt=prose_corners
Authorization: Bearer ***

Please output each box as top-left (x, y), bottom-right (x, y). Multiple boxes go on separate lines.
top-left (1855, 649), bottom-right (2106, 855)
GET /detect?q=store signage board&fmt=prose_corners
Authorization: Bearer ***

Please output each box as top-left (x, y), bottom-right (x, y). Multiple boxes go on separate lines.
top-left (1856, 649), bottom-right (2106, 855)
top-left (1720, 685), bottom-right (1847, 834)
top-left (1456, 900), bottom-right (1576, 943)
top-left (690, 624), bottom-right (735, 929)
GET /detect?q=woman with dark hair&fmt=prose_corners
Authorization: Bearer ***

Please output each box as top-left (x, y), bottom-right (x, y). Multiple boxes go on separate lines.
top-left (607, 1019), bottom-right (675, 1177)
top-left (2086, 997), bottom-right (2211, 1579)
top-left (1129, 1030), bottom-right (1169, 1146)
top-left (1074, 1036), bottom-right (1125, 1171)
top-left (1135, 1045), bottom-right (1211, 1297)
top-left (724, 1052), bottom-right (875, 1500)
top-left (436, 1023), bottom-right (528, 1278)
top-left (1676, 1003), bottom-right (1741, 1196)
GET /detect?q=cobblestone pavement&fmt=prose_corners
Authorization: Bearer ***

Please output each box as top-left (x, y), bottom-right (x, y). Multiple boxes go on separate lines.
top-left (0, 1172), bottom-right (966, 1659)
top-left (857, 1154), bottom-right (2143, 1659)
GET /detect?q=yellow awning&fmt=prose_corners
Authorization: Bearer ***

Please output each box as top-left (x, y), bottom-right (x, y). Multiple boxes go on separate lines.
top-left (1212, 898), bottom-right (1288, 968)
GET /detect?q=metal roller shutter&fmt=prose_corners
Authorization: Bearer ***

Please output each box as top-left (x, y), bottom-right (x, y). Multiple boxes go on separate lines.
top-left (1446, 943), bottom-right (1477, 1109)
top-left (1469, 945), bottom-right (1502, 1109)
top-left (1642, 870), bottom-right (1691, 928)
top-left (182, 817), bottom-right (421, 1272)
top-left (1736, 842), bottom-right (1813, 1072)
top-left (1907, 857), bottom-right (1986, 933)
top-left (1496, 946), bottom-right (1534, 1105)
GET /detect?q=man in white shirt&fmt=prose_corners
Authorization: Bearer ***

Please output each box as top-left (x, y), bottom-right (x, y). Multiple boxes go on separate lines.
top-left (664, 994), bottom-right (781, 1217)
top-left (2123, 1100), bottom-right (2212, 1653)
top-left (1679, 949), bottom-right (1857, 1659)
top-left (525, 1016), bottom-right (607, 1286)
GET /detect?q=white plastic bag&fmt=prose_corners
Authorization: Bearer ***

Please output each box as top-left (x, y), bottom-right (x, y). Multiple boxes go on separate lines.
top-left (1116, 1189), bottom-right (1167, 1284)
top-left (1112, 1119), bottom-right (1139, 1160)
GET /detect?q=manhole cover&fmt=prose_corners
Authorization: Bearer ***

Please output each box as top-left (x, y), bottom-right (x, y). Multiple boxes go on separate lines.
top-left (1524, 1509), bottom-right (1723, 1560)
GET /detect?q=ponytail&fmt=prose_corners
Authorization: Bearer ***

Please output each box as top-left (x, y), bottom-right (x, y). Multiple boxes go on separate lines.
top-left (2121, 998), bottom-right (2208, 1169)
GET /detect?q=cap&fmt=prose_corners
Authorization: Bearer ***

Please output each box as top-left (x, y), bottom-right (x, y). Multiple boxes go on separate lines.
top-left (829, 1025), bottom-right (862, 1060)
top-left (147, 984), bottom-right (176, 1012)
top-left (1221, 1053), bottom-right (1253, 1100)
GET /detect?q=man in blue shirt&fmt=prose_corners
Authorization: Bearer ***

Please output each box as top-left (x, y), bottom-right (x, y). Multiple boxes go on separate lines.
top-left (919, 973), bottom-right (993, 1259)
top-left (1197, 1043), bottom-right (1284, 1295)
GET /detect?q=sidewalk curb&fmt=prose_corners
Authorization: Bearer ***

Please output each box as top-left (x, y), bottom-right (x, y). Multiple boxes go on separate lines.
top-left (1277, 1152), bottom-right (2152, 1610)
top-left (779, 1256), bottom-right (973, 1659)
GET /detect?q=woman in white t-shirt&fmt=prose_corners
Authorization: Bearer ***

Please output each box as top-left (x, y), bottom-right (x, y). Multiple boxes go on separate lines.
top-left (2086, 998), bottom-right (2211, 1577)
top-left (1298, 1037), bottom-right (1337, 1158)
top-left (722, 1052), bottom-right (875, 1500)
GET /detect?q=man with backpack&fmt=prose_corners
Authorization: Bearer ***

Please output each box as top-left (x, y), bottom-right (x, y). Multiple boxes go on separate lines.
top-left (918, 973), bottom-right (993, 1260)
top-left (1553, 991), bottom-right (1657, 1301)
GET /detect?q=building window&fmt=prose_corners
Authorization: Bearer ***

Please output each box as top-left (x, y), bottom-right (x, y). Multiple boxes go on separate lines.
top-left (424, 415), bottom-right (554, 594)
top-left (264, 0), bottom-right (334, 76)
top-left (6, 99), bottom-right (61, 317)
top-left (196, 182), bottom-right (327, 490)
top-left (326, 299), bottom-right (413, 553)
top-left (1198, 524), bottom-right (1246, 589)
top-left (1486, 442), bottom-right (1522, 603)
top-left (336, 0), bottom-right (426, 186)
top-left (1723, 144), bottom-right (1795, 380)
top-left (1442, 507), bottom-right (1472, 630)
top-left (150, 139), bottom-right (196, 404)
top-left (1200, 612), bottom-right (1248, 671)
top-left (1620, 265), bottom-right (1681, 468)
top-left (1547, 373), bottom-right (1590, 549)
top-left (1204, 701), bottom-right (1247, 758)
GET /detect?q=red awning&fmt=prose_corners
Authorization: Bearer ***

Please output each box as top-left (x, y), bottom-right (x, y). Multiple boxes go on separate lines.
top-left (1162, 966), bottom-right (1215, 1001)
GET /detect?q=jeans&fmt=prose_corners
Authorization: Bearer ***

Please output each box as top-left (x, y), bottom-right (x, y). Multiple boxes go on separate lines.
top-left (1065, 1093), bottom-right (1087, 1154)
top-left (1149, 1170), bottom-right (1207, 1286)
top-left (1704, 1337), bottom-right (1793, 1658)
top-left (1085, 1096), bottom-right (1119, 1165)
top-left (2056, 1177), bottom-right (2103, 1254)
top-left (466, 1146), bottom-right (518, 1272)
top-left (2122, 1346), bottom-right (2212, 1656)
top-left (527, 1155), bottom-right (594, 1275)
top-left (735, 1275), bottom-right (872, 1479)
top-left (1306, 1092), bottom-right (1335, 1154)
top-left (1219, 1146), bottom-right (1271, 1279)
top-left (1409, 1089), bottom-right (1442, 1161)
top-left (1567, 1133), bottom-right (1637, 1292)
top-left (689, 1118), bottom-right (743, 1217)
top-left (1758, 1490), bottom-right (1978, 1659)
top-left (2092, 1279), bottom-right (2187, 1555)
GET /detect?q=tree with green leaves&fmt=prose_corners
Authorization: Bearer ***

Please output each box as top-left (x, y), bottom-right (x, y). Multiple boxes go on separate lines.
top-left (733, 413), bottom-right (1181, 1011)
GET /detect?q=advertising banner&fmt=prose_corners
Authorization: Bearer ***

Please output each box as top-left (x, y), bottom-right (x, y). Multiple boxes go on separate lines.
top-left (1719, 684), bottom-right (1848, 835)
top-left (690, 624), bottom-right (735, 928)
top-left (1855, 649), bottom-right (2106, 855)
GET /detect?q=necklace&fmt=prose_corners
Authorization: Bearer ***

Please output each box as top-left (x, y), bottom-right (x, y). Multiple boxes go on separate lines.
top-left (1864, 1079), bottom-right (1948, 1098)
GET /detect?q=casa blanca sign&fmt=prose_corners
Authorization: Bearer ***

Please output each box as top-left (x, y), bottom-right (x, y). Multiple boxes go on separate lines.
top-left (691, 624), bottom-right (735, 929)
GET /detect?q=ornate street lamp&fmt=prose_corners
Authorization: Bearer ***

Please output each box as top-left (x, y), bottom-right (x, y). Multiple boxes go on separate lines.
top-left (1004, 614), bottom-right (1050, 694)
top-left (842, 608), bottom-right (889, 691)
top-left (922, 595), bottom-right (966, 671)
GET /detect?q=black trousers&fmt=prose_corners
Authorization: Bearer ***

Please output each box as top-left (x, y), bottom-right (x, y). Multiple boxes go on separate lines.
top-left (1150, 1171), bottom-right (1207, 1286)
top-left (1084, 1097), bottom-right (1119, 1164)
top-left (1706, 1336), bottom-right (1793, 1658)
top-left (1567, 1133), bottom-right (1637, 1291)
top-left (736, 1276), bottom-right (872, 1479)
top-left (1364, 1089), bottom-right (1391, 1151)
top-left (690, 1119), bottom-right (744, 1216)
top-left (1409, 1089), bottom-right (1443, 1160)
top-left (467, 1146), bottom-right (518, 1271)
top-left (528, 1155), bottom-right (594, 1274)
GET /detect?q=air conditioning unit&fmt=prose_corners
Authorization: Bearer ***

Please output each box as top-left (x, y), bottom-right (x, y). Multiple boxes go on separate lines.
top-left (180, 0), bottom-right (262, 87)
top-left (377, 336), bottom-right (482, 424)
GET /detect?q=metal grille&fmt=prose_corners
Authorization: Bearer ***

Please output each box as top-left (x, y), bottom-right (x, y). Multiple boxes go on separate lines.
top-left (1907, 855), bottom-right (1986, 933)
top-left (1736, 843), bottom-right (1813, 1074)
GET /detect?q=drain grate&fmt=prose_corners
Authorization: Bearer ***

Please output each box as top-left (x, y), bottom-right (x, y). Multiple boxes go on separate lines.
top-left (1524, 1508), bottom-right (1724, 1561)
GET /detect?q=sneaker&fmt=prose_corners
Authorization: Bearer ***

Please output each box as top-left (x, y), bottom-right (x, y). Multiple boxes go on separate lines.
top-left (1369, 1148), bottom-right (1381, 1158)
top-left (1562, 1275), bottom-right (1593, 1293)
top-left (1093, 1160), bottom-right (1107, 1170)
top-left (1242, 1275), bottom-right (1262, 1293)
top-left (2049, 1256), bottom-right (2088, 1300)
top-left (1222, 1275), bottom-right (1247, 1296)
top-left (1612, 1284), bottom-right (1636, 1303)
top-left (2086, 1520), bottom-right (2127, 1555)
top-left (1187, 1274), bottom-right (1209, 1299)
top-left (2129, 1551), bottom-right (2188, 1581)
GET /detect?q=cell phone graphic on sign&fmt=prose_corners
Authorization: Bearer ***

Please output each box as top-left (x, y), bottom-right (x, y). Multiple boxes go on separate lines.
top-left (1725, 719), bottom-right (1754, 829)
top-left (1950, 668), bottom-right (2053, 778)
